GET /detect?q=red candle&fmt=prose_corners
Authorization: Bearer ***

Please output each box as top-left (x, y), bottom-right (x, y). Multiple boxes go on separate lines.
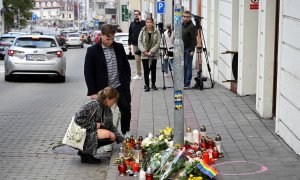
top-left (132, 163), bottom-right (139, 172)
top-left (209, 158), bottom-right (215, 164)
top-left (212, 147), bottom-right (219, 159)
top-left (202, 151), bottom-right (209, 164)
top-left (118, 163), bottom-right (127, 176)
top-left (201, 142), bottom-right (207, 149)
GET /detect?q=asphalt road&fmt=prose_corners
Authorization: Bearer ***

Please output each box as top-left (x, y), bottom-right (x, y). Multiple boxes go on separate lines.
top-left (0, 45), bottom-right (109, 179)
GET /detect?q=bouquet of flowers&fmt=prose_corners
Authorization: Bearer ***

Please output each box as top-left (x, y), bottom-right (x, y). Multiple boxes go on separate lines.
top-left (159, 147), bottom-right (187, 180)
top-left (141, 137), bottom-right (168, 170)
top-left (154, 147), bottom-right (176, 176)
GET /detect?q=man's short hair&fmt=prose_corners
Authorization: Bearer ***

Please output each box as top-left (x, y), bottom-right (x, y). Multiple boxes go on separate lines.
top-left (101, 24), bottom-right (116, 36)
top-left (183, 10), bottom-right (191, 15)
top-left (134, 10), bottom-right (141, 15)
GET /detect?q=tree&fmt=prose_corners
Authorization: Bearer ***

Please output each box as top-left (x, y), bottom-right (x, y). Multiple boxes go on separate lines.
top-left (3, 0), bottom-right (34, 30)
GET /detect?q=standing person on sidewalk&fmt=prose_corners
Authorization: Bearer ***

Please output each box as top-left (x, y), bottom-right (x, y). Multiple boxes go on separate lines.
top-left (138, 17), bottom-right (161, 92)
top-left (182, 11), bottom-right (197, 88)
top-left (84, 24), bottom-right (131, 135)
top-left (163, 23), bottom-right (174, 76)
top-left (75, 86), bottom-right (124, 164)
top-left (128, 10), bottom-right (146, 80)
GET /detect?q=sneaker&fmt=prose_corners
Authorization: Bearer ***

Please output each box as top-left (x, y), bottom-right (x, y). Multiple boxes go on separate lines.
top-left (103, 144), bottom-right (112, 152)
top-left (184, 86), bottom-right (192, 89)
top-left (164, 73), bottom-right (169, 77)
top-left (132, 75), bottom-right (142, 80)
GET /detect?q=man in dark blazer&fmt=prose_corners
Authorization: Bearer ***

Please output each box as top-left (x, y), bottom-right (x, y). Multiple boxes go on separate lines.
top-left (84, 24), bottom-right (131, 135)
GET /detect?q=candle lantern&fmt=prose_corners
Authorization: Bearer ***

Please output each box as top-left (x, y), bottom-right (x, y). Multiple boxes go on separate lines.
top-left (200, 136), bottom-right (207, 149)
top-left (130, 135), bottom-right (135, 148)
top-left (145, 166), bottom-right (153, 180)
top-left (202, 151), bottom-right (209, 164)
top-left (215, 134), bottom-right (222, 155)
top-left (185, 127), bottom-right (193, 143)
top-left (200, 125), bottom-right (206, 137)
top-left (207, 138), bottom-right (215, 149)
top-left (192, 129), bottom-right (199, 144)
top-left (118, 157), bottom-right (127, 176)
top-left (133, 143), bottom-right (142, 163)
top-left (132, 161), bottom-right (139, 176)
top-left (212, 147), bottom-right (219, 159)
top-left (138, 136), bottom-right (143, 143)
top-left (119, 144), bottom-right (124, 157)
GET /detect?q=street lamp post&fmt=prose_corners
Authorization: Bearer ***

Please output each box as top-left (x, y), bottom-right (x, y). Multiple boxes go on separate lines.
top-left (173, 0), bottom-right (184, 145)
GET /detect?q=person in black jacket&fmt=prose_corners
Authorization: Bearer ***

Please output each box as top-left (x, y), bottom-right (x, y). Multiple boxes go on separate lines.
top-left (84, 24), bottom-right (131, 135)
top-left (182, 10), bottom-right (197, 88)
top-left (128, 10), bottom-right (146, 80)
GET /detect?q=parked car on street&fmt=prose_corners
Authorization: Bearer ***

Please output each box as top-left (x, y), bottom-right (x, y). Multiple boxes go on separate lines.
top-left (4, 35), bottom-right (67, 82)
top-left (65, 33), bottom-right (83, 48)
top-left (0, 33), bottom-right (19, 59)
top-left (114, 33), bottom-right (133, 59)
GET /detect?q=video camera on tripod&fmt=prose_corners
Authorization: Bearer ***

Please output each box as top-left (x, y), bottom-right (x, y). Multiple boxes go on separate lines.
top-left (156, 22), bottom-right (165, 32)
top-left (191, 14), bottom-right (215, 90)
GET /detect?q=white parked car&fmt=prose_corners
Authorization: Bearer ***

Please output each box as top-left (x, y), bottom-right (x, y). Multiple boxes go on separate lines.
top-left (4, 35), bottom-right (67, 82)
top-left (114, 33), bottom-right (132, 58)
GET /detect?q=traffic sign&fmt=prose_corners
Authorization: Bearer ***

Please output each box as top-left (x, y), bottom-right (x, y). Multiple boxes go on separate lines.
top-left (32, 14), bottom-right (37, 21)
top-left (121, 5), bottom-right (128, 21)
top-left (94, 19), bottom-right (99, 27)
top-left (156, 1), bottom-right (165, 14)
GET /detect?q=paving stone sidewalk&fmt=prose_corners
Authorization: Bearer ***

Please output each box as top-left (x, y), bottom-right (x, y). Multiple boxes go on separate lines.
top-left (107, 63), bottom-right (300, 180)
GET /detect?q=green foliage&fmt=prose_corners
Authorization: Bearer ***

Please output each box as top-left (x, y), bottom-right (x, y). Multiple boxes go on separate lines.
top-left (3, 0), bottom-right (34, 30)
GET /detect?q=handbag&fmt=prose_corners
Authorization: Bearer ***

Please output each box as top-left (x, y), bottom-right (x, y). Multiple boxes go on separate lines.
top-left (167, 50), bottom-right (173, 57)
top-left (62, 108), bottom-right (97, 150)
top-left (135, 49), bottom-right (141, 56)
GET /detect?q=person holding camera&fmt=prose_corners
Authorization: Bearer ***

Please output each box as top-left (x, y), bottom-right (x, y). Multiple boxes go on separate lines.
top-left (163, 23), bottom-right (174, 76)
top-left (138, 17), bottom-right (161, 92)
top-left (182, 10), bottom-right (197, 88)
top-left (128, 10), bottom-right (146, 80)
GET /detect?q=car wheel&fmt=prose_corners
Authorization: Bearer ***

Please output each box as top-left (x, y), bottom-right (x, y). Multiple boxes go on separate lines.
top-left (5, 75), bottom-right (13, 81)
top-left (56, 76), bottom-right (65, 83)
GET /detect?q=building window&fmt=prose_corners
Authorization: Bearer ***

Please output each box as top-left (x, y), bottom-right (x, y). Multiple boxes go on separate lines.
top-left (69, 14), bottom-right (71, 18)
top-left (62, 14), bottom-right (65, 18)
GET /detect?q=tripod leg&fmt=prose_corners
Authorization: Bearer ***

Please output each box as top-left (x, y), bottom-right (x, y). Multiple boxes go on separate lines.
top-left (200, 27), bottom-right (215, 88)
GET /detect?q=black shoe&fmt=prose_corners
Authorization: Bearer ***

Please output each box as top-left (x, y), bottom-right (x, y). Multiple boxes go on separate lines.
top-left (77, 150), bottom-right (83, 157)
top-left (145, 86), bottom-right (150, 92)
top-left (152, 85), bottom-right (158, 90)
top-left (81, 154), bottom-right (101, 164)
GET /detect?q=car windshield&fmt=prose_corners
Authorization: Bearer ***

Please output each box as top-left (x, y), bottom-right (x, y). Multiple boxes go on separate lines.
top-left (14, 37), bottom-right (57, 48)
top-left (68, 34), bottom-right (80, 37)
top-left (1, 37), bottom-right (15, 43)
top-left (115, 35), bottom-right (128, 44)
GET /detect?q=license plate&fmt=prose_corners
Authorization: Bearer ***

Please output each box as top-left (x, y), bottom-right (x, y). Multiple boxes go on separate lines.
top-left (26, 55), bottom-right (45, 61)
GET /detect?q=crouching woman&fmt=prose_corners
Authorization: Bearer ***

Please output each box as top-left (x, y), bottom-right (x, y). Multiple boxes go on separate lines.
top-left (74, 86), bottom-right (124, 164)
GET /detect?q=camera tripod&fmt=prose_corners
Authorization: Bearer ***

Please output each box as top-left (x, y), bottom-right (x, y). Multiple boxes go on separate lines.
top-left (192, 15), bottom-right (215, 90)
top-left (157, 23), bottom-right (174, 90)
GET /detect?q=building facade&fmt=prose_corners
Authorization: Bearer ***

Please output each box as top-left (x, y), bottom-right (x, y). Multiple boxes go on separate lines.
top-left (32, 0), bottom-right (75, 28)
top-left (200, 0), bottom-right (300, 155)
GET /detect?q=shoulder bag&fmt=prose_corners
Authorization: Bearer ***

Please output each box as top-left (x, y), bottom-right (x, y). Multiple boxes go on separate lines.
top-left (62, 108), bottom-right (98, 150)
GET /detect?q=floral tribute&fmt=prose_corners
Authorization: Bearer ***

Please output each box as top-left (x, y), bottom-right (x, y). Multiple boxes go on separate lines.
top-left (115, 126), bottom-right (223, 180)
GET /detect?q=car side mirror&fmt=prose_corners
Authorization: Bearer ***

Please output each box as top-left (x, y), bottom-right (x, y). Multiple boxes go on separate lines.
top-left (61, 46), bottom-right (67, 52)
